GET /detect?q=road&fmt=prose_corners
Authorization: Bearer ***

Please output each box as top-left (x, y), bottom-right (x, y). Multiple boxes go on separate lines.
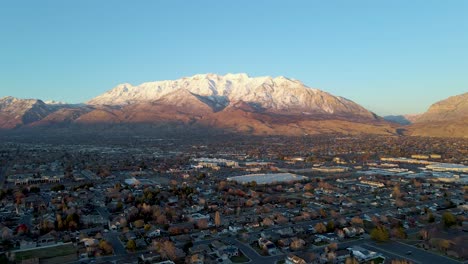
top-left (96, 206), bottom-right (111, 221)
top-left (364, 241), bottom-right (462, 264)
top-left (105, 232), bottom-right (127, 255)
top-left (0, 161), bottom-right (11, 189)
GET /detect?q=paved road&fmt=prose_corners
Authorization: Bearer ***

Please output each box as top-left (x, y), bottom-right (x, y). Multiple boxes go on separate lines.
top-left (365, 241), bottom-right (462, 264)
top-left (96, 206), bottom-right (111, 221)
top-left (0, 162), bottom-right (10, 189)
top-left (105, 232), bottom-right (127, 255)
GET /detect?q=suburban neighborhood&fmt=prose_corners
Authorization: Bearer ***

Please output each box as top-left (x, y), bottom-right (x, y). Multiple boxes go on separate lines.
top-left (0, 135), bottom-right (467, 264)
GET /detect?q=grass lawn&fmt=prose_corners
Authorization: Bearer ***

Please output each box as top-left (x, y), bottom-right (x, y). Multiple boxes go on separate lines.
top-left (313, 241), bottom-right (329, 247)
top-left (230, 252), bottom-right (250, 263)
top-left (15, 244), bottom-right (76, 261)
top-left (367, 257), bottom-right (385, 264)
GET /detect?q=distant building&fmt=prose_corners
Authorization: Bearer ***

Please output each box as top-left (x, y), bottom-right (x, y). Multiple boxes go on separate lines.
top-left (227, 173), bottom-right (307, 185)
top-left (360, 180), bottom-right (385, 188)
top-left (411, 154), bottom-right (429, 159)
top-left (426, 163), bottom-right (468, 173)
top-left (312, 166), bottom-right (349, 173)
top-left (193, 158), bottom-right (238, 168)
top-left (8, 173), bottom-right (63, 185)
top-left (380, 157), bottom-right (433, 165)
top-left (347, 246), bottom-right (383, 262)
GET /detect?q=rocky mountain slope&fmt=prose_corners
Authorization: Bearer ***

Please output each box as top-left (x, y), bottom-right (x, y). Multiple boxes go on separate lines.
top-left (0, 96), bottom-right (52, 128)
top-left (384, 114), bottom-right (422, 125)
top-left (409, 92), bottom-right (468, 138)
top-left (414, 92), bottom-right (468, 123)
top-left (1, 73), bottom-right (400, 136)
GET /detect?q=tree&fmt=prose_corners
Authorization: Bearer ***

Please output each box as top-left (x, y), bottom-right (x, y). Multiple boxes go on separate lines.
top-left (392, 185), bottom-right (401, 199)
top-left (351, 216), bottom-right (363, 227)
top-left (262, 217), bottom-right (274, 227)
top-left (428, 212), bottom-right (435, 223)
top-left (419, 229), bottom-right (429, 241)
top-left (51, 184), bottom-right (65, 192)
top-left (391, 227), bottom-right (407, 239)
top-left (370, 226), bottom-right (389, 242)
top-left (319, 208), bottom-right (327, 218)
top-left (328, 243), bottom-right (338, 252)
top-left (345, 257), bottom-right (359, 264)
top-left (133, 219), bottom-right (145, 229)
top-left (2, 228), bottom-right (12, 240)
top-left (156, 214), bottom-right (167, 225)
top-left (99, 240), bottom-right (113, 255)
top-left (442, 212), bottom-right (456, 228)
top-left (290, 238), bottom-right (305, 251)
top-left (214, 211), bottom-right (221, 227)
top-left (326, 221), bottom-right (335, 232)
top-left (275, 214), bottom-right (288, 225)
top-left (153, 240), bottom-right (177, 261)
top-left (126, 240), bottom-right (136, 251)
top-left (438, 239), bottom-right (451, 252)
top-left (196, 219), bottom-right (208, 229)
top-left (29, 186), bottom-right (40, 193)
top-left (314, 222), bottom-right (327, 234)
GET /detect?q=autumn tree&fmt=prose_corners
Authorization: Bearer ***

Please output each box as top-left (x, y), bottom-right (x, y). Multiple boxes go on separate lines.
top-left (391, 227), bottom-right (407, 239)
top-left (419, 229), bottom-right (429, 241)
top-left (319, 208), bottom-right (327, 218)
top-left (370, 226), bottom-right (389, 242)
top-left (315, 222), bottom-right (327, 234)
top-left (99, 240), bottom-right (113, 255)
top-left (214, 211), bottom-right (221, 227)
top-left (290, 238), bottom-right (305, 251)
top-left (196, 219), bottom-right (208, 230)
top-left (345, 257), bottom-right (359, 264)
top-left (328, 243), bottom-right (338, 252)
top-left (262, 217), bottom-right (274, 227)
top-left (438, 239), bottom-right (451, 253)
top-left (126, 240), bottom-right (136, 251)
top-left (428, 212), bottom-right (435, 223)
top-left (442, 212), bottom-right (456, 228)
top-left (351, 216), bottom-right (363, 227)
top-left (153, 240), bottom-right (177, 261)
top-left (392, 184), bottom-right (401, 199)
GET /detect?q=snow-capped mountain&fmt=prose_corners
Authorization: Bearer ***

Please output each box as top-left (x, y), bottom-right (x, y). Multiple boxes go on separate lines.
top-left (88, 73), bottom-right (376, 120)
top-left (0, 74), bottom-right (404, 135)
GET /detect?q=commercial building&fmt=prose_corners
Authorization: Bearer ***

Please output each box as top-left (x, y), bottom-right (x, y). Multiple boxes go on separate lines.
top-left (227, 173), bottom-right (307, 185)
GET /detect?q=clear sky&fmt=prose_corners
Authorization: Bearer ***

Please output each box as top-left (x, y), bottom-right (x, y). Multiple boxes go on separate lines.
top-left (1, 0), bottom-right (467, 115)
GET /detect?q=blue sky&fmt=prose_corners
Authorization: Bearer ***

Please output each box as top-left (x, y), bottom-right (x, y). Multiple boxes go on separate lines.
top-left (0, 0), bottom-right (467, 115)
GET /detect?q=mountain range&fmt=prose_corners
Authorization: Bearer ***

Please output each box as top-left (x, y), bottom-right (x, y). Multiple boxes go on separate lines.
top-left (1, 74), bottom-right (466, 138)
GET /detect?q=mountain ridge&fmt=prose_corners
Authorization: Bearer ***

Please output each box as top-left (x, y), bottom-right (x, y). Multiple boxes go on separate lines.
top-left (408, 92), bottom-right (468, 138)
top-left (87, 73), bottom-right (377, 120)
top-left (2, 74), bottom-right (465, 137)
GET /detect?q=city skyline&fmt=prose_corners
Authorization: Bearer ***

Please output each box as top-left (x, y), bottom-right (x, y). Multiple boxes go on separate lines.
top-left (1, 0), bottom-right (468, 115)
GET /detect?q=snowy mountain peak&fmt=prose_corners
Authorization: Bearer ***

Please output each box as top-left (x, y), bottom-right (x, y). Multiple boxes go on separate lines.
top-left (86, 73), bottom-right (376, 119)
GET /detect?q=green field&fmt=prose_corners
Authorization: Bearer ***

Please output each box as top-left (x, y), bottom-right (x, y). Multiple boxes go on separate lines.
top-left (230, 252), bottom-right (250, 263)
top-left (15, 244), bottom-right (77, 261)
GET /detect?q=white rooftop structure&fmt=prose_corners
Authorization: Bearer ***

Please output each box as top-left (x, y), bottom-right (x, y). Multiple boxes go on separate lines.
top-left (426, 163), bottom-right (468, 173)
top-left (227, 173), bottom-right (307, 185)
